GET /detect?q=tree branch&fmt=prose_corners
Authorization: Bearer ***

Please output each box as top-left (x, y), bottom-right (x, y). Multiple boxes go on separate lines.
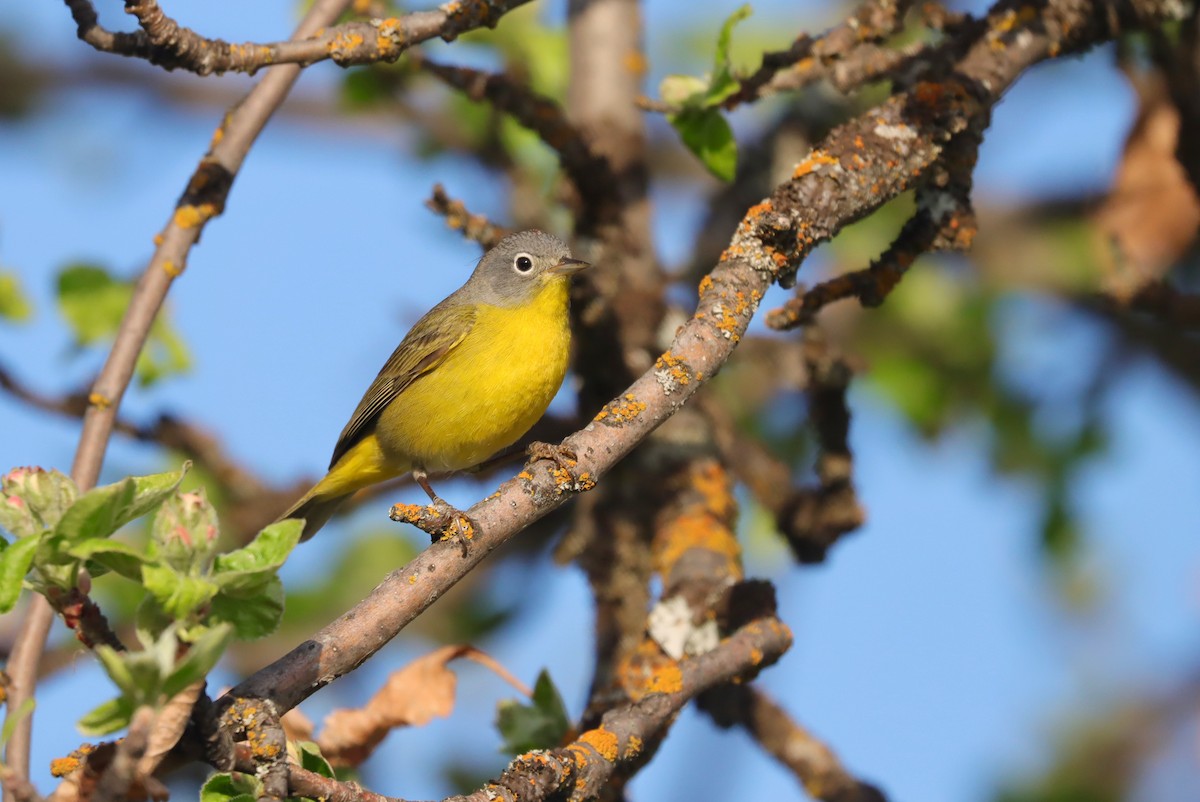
top-left (222, 0), bottom-right (1174, 720)
top-left (699, 685), bottom-right (885, 802)
top-left (448, 615), bottom-right (793, 802)
top-left (424, 184), bottom-right (511, 250)
top-left (63, 0), bottom-right (532, 76)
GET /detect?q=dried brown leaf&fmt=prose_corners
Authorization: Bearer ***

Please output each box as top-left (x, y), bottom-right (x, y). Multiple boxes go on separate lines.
top-left (1096, 74), bottom-right (1200, 298)
top-left (314, 644), bottom-right (528, 767)
top-left (137, 680), bottom-right (205, 777)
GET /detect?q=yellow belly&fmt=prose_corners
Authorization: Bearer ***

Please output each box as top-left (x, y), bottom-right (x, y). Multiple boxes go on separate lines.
top-left (375, 281), bottom-right (571, 472)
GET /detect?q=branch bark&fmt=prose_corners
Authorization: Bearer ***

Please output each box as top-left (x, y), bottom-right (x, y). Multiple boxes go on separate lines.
top-left (64, 0), bottom-right (532, 75)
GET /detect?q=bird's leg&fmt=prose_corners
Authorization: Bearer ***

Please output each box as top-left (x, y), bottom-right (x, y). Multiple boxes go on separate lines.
top-left (525, 441), bottom-right (595, 493)
top-left (388, 469), bottom-right (477, 555)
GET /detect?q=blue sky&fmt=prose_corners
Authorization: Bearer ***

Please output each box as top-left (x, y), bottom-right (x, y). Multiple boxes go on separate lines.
top-left (2, 2), bottom-right (1198, 801)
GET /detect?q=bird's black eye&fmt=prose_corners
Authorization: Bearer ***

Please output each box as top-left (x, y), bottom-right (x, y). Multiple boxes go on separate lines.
top-left (514, 254), bottom-right (534, 273)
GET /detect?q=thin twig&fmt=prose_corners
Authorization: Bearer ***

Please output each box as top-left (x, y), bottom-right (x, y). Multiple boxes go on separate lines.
top-left (722, 0), bottom-right (919, 110)
top-left (63, 0), bottom-right (532, 76)
top-left (699, 686), bottom-right (886, 802)
top-left (414, 54), bottom-right (618, 206)
top-left (425, 184), bottom-right (511, 250)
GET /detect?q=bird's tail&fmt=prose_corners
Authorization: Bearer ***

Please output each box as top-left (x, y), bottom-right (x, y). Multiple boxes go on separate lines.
top-left (277, 434), bottom-right (406, 541)
top-left (280, 489), bottom-right (352, 542)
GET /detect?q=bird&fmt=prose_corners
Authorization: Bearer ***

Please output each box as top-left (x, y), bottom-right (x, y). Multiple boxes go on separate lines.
top-left (280, 229), bottom-right (589, 542)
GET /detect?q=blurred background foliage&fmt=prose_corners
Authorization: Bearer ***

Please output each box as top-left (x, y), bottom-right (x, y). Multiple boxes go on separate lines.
top-left (0, 1), bottom-right (1197, 800)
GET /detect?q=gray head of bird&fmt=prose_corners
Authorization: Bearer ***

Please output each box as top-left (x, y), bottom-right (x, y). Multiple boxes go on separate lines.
top-left (465, 229), bottom-right (589, 307)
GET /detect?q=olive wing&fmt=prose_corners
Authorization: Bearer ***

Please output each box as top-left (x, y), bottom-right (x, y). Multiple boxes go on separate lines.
top-left (328, 302), bottom-right (478, 467)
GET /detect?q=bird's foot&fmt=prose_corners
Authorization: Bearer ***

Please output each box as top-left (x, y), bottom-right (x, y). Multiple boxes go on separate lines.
top-left (525, 441), bottom-right (596, 494)
top-left (389, 497), bottom-right (476, 556)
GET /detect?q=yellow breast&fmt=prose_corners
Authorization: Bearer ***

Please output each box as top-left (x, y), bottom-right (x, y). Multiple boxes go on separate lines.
top-left (376, 279), bottom-right (572, 472)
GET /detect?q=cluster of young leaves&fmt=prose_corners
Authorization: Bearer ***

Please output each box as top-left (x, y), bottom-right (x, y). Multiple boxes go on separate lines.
top-left (57, 263), bottom-right (190, 386)
top-left (0, 465), bottom-right (301, 735)
top-left (658, 5), bottom-right (752, 182)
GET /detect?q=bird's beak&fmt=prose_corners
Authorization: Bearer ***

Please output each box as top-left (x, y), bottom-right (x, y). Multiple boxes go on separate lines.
top-left (549, 257), bottom-right (590, 276)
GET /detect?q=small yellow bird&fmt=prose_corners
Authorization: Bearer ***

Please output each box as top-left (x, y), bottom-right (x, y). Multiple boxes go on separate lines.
top-left (281, 230), bottom-right (588, 541)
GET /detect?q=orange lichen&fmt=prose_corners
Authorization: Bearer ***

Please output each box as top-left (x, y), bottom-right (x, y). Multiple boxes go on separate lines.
top-left (709, 302), bottom-right (742, 343)
top-left (49, 757), bottom-right (80, 777)
top-left (173, 203), bottom-right (215, 229)
top-left (698, 275), bottom-right (714, 295)
top-left (624, 735), bottom-right (644, 760)
top-left (655, 509), bottom-right (742, 577)
top-left (373, 17), bottom-right (406, 57)
top-left (745, 200), bottom-right (774, 218)
top-left (153, 233), bottom-right (164, 246)
top-left (692, 461), bottom-right (733, 520)
top-left (549, 463), bottom-right (595, 494)
top-left (792, 151), bottom-right (840, 179)
top-left (328, 31), bottom-right (366, 61)
top-left (578, 727), bottom-right (620, 762)
top-left (161, 260), bottom-right (182, 278)
top-left (644, 661), bottom-right (683, 695)
top-left (87, 392), bottom-right (111, 410)
top-left (655, 351), bottom-right (693, 392)
top-left (593, 394), bottom-right (647, 424)
top-left (623, 50), bottom-right (647, 75)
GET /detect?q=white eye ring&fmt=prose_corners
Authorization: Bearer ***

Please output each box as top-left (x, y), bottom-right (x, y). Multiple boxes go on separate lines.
top-left (513, 253), bottom-right (534, 273)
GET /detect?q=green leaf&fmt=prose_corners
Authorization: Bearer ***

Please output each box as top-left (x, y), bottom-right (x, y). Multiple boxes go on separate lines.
top-left (135, 594), bottom-right (174, 645)
top-left (0, 698), bottom-right (34, 747)
top-left (77, 696), bottom-right (134, 737)
top-left (69, 539), bottom-right (147, 580)
top-left (210, 575), bottom-right (285, 640)
top-left (0, 467), bottom-right (78, 536)
top-left (0, 534), bottom-right (41, 613)
top-left (57, 264), bottom-right (130, 344)
top-left (93, 644), bottom-right (140, 697)
top-left (0, 271), bottom-right (32, 322)
top-left (495, 669), bottom-right (570, 755)
top-left (707, 4), bottom-right (752, 105)
top-left (211, 519), bottom-right (301, 594)
top-left (56, 263), bottom-right (191, 387)
top-left (56, 467), bottom-right (187, 543)
top-left (164, 623), bottom-right (232, 696)
top-left (669, 107), bottom-right (738, 181)
top-left (294, 741), bottom-right (336, 779)
top-left (142, 563), bottom-right (218, 621)
top-left (201, 772), bottom-right (262, 802)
